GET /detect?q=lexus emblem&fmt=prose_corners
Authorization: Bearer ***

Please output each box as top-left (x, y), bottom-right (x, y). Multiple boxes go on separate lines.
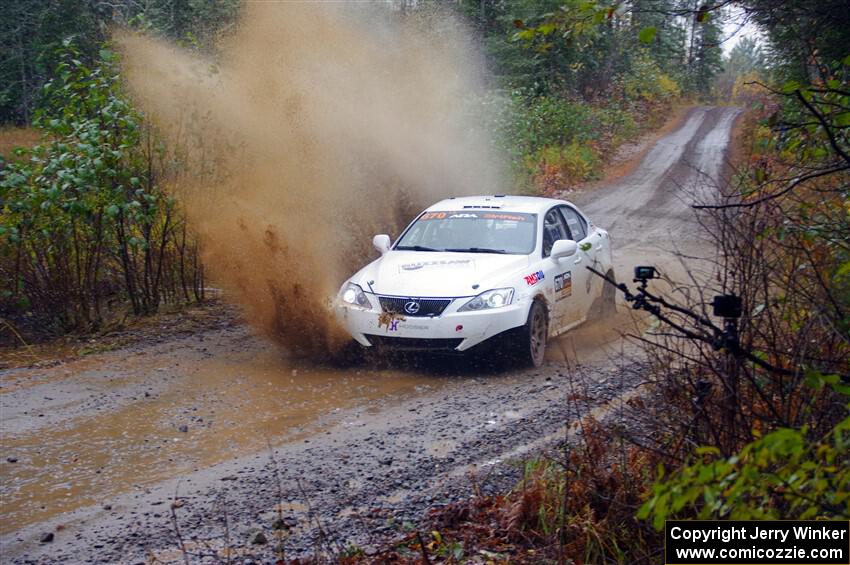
top-left (403, 301), bottom-right (421, 315)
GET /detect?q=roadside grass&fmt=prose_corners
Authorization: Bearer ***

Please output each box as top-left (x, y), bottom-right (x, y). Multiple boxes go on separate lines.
top-left (364, 426), bottom-right (660, 564)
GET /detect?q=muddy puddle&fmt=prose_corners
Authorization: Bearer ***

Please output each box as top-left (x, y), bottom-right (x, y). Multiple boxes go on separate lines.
top-left (0, 338), bottom-right (452, 533)
top-left (0, 296), bottom-right (647, 535)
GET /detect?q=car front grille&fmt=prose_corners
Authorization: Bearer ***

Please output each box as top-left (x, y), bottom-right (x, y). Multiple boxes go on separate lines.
top-left (378, 296), bottom-right (451, 317)
top-left (365, 335), bottom-right (463, 351)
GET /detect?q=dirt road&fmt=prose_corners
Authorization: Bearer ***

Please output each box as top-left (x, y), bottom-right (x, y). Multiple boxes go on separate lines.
top-left (0, 106), bottom-right (740, 563)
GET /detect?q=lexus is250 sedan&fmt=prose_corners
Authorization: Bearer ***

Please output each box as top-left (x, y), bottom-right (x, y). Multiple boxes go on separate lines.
top-left (334, 195), bottom-right (615, 367)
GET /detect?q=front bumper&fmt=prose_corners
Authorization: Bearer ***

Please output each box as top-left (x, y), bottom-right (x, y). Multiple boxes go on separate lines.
top-left (334, 294), bottom-right (528, 351)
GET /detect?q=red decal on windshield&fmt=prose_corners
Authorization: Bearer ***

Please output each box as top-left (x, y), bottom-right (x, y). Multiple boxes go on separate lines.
top-left (483, 213), bottom-right (527, 221)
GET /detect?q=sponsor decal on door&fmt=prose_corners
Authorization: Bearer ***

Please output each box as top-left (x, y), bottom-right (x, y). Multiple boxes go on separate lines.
top-left (524, 270), bottom-right (545, 286)
top-left (554, 271), bottom-right (572, 300)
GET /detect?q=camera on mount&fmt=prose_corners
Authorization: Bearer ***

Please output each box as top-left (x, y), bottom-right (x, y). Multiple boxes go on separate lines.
top-left (712, 294), bottom-right (742, 319)
top-left (634, 265), bottom-right (657, 282)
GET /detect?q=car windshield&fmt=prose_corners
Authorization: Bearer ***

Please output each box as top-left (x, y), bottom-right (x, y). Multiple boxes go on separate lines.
top-left (395, 211), bottom-right (537, 255)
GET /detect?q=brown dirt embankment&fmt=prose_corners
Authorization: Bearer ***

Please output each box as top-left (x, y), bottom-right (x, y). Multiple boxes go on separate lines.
top-left (0, 127), bottom-right (41, 159)
top-left (0, 298), bottom-right (237, 372)
top-left (726, 104), bottom-right (753, 168)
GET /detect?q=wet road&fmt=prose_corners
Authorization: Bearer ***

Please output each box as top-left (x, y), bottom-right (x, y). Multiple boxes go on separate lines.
top-left (0, 106), bottom-right (740, 563)
top-left (1, 326), bottom-right (449, 533)
top-left (582, 106), bottom-right (741, 275)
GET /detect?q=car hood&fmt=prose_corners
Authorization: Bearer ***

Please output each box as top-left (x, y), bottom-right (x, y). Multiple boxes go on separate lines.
top-left (357, 251), bottom-right (531, 297)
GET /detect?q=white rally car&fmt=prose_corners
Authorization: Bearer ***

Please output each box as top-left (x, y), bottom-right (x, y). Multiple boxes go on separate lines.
top-left (334, 195), bottom-right (615, 366)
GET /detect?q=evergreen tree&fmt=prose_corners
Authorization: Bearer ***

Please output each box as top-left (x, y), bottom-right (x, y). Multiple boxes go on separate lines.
top-left (742, 0), bottom-right (850, 81)
top-left (0, 0), bottom-right (239, 125)
top-left (715, 36), bottom-right (770, 100)
top-left (689, 10), bottom-right (724, 95)
top-left (0, 0), bottom-right (104, 124)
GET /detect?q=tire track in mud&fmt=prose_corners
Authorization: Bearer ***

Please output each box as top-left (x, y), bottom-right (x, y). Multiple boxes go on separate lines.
top-left (0, 106), bottom-right (741, 563)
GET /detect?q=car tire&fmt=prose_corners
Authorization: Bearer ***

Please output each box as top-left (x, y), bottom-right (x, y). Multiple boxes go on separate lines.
top-left (516, 300), bottom-right (548, 368)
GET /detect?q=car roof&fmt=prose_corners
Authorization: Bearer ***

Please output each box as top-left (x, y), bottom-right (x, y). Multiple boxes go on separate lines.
top-left (426, 195), bottom-right (571, 215)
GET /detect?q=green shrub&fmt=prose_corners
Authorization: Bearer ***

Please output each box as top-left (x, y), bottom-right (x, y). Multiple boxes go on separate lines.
top-left (527, 141), bottom-right (600, 193)
top-left (0, 41), bottom-right (203, 337)
top-left (618, 51), bottom-right (682, 103)
top-left (514, 96), bottom-right (598, 153)
top-left (640, 409), bottom-right (850, 527)
top-left (592, 105), bottom-right (639, 146)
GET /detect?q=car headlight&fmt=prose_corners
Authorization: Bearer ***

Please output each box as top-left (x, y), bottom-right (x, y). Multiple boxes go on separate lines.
top-left (458, 288), bottom-right (514, 312)
top-left (340, 282), bottom-right (372, 309)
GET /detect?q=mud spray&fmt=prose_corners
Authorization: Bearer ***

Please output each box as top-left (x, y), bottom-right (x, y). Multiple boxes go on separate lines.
top-left (118, 3), bottom-right (503, 356)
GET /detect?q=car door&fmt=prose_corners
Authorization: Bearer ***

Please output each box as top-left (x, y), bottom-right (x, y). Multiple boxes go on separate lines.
top-left (539, 207), bottom-right (576, 333)
top-left (558, 205), bottom-right (596, 321)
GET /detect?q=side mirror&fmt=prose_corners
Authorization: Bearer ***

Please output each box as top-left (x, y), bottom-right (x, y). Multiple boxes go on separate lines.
top-left (372, 234), bottom-right (391, 255)
top-left (551, 239), bottom-right (578, 259)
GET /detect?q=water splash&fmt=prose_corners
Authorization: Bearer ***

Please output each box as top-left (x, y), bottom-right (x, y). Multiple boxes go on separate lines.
top-left (117, 3), bottom-right (503, 355)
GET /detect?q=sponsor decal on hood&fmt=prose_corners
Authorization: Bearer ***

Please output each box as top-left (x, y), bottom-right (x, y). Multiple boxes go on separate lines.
top-left (399, 259), bottom-right (473, 272)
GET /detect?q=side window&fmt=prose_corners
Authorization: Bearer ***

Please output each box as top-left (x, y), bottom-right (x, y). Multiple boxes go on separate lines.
top-left (542, 208), bottom-right (570, 257)
top-left (559, 206), bottom-right (587, 241)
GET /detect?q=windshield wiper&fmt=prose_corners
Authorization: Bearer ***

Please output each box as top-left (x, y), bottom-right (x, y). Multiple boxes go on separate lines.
top-left (395, 245), bottom-right (442, 252)
top-left (445, 247), bottom-right (508, 254)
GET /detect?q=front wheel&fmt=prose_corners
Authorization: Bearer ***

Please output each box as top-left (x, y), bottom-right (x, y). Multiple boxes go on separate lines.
top-left (516, 300), bottom-right (548, 368)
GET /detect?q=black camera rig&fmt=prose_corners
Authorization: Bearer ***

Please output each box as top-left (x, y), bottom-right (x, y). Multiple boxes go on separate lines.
top-left (585, 264), bottom-right (807, 379)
